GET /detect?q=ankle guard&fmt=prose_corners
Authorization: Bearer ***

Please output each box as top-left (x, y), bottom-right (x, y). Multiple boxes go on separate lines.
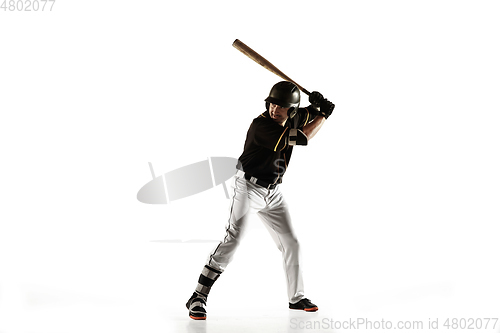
top-left (195, 265), bottom-right (222, 297)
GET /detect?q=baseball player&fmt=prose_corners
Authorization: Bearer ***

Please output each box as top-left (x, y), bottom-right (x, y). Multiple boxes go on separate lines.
top-left (186, 81), bottom-right (335, 320)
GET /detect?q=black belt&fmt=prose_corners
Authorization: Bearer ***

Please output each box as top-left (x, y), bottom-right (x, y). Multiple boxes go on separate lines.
top-left (236, 170), bottom-right (278, 189)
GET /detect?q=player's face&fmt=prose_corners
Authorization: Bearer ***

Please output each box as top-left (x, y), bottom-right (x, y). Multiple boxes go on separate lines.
top-left (269, 103), bottom-right (289, 125)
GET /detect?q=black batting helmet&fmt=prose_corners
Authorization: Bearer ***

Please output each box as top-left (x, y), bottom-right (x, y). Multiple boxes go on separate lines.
top-left (265, 81), bottom-right (301, 118)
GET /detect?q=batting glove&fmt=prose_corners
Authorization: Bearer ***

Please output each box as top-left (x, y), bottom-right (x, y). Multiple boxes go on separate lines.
top-left (319, 99), bottom-right (335, 119)
top-left (309, 91), bottom-right (324, 107)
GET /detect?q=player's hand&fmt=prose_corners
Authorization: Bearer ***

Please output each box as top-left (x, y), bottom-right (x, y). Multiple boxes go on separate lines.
top-left (319, 99), bottom-right (335, 119)
top-left (309, 91), bottom-right (324, 107)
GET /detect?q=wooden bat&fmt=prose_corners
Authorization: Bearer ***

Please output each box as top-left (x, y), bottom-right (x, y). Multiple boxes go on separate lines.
top-left (232, 39), bottom-right (310, 96)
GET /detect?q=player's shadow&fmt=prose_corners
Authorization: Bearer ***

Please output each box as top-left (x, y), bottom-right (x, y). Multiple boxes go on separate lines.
top-left (186, 319), bottom-right (206, 333)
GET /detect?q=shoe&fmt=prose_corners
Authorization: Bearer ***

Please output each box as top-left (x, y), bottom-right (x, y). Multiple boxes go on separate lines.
top-left (289, 298), bottom-right (318, 312)
top-left (186, 292), bottom-right (207, 320)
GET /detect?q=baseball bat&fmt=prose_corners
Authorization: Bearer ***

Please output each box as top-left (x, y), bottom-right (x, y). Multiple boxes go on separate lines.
top-left (232, 39), bottom-right (311, 96)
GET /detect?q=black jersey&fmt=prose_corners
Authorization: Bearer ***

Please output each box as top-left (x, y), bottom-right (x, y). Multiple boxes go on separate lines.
top-left (238, 107), bottom-right (315, 184)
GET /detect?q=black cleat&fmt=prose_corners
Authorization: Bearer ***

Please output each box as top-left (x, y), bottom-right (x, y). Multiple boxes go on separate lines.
top-left (289, 298), bottom-right (318, 312)
top-left (186, 292), bottom-right (207, 320)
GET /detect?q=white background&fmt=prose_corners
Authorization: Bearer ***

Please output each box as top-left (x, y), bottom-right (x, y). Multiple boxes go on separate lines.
top-left (1, 1), bottom-right (499, 332)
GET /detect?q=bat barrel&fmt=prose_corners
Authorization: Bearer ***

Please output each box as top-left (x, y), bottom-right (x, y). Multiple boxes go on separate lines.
top-left (232, 39), bottom-right (310, 96)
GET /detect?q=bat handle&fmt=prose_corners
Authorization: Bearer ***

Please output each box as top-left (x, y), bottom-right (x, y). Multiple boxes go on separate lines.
top-left (299, 87), bottom-right (310, 96)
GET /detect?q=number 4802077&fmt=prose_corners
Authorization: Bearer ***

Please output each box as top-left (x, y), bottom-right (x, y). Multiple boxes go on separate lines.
top-left (1, 0), bottom-right (56, 11)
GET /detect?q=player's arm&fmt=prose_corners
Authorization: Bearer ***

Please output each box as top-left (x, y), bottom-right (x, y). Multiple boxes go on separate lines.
top-left (301, 91), bottom-right (335, 140)
top-left (302, 115), bottom-right (326, 140)
top-left (287, 110), bottom-right (324, 146)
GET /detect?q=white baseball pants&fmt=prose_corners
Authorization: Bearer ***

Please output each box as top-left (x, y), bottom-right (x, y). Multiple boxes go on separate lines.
top-left (207, 173), bottom-right (305, 304)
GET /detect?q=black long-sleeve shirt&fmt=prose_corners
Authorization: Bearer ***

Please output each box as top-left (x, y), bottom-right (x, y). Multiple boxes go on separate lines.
top-left (238, 107), bottom-right (315, 184)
